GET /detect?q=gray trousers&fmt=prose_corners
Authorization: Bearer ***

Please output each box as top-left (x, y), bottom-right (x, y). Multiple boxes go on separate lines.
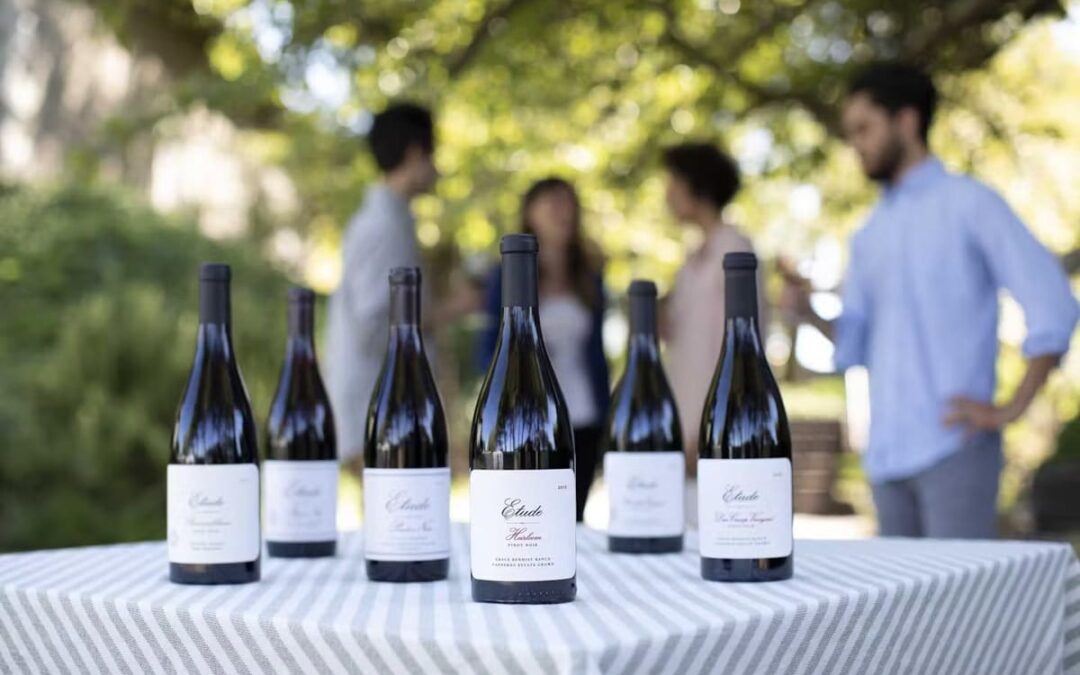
top-left (871, 433), bottom-right (1003, 539)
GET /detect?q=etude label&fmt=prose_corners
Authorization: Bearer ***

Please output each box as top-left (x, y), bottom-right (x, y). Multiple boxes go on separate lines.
top-left (605, 451), bottom-right (685, 537)
top-left (470, 469), bottom-right (576, 581)
top-left (363, 467), bottom-right (451, 561)
top-left (698, 458), bottom-right (792, 559)
top-left (168, 464), bottom-right (260, 564)
top-left (264, 460), bottom-right (338, 542)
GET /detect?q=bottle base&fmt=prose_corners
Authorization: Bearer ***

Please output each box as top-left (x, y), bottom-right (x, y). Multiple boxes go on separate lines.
top-left (169, 560), bottom-right (260, 585)
top-left (268, 540), bottom-right (336, 558)
top-left (608, 535), bottom-right (683, 554)
top-left (471, 577), bottom-right (576, 604)
top-left (366, 558), bottom-right (449, 582)
top-left (701, 556), bottom-right (793, 582)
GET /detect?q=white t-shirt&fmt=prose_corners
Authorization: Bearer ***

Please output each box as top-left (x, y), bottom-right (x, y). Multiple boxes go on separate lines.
top-left (539, 295), bottom-right (598, 428)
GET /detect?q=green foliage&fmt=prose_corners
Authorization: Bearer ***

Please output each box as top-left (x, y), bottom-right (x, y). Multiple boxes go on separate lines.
top-left (1049, 416), bottom-right (1080, 463)
top-left (94, 1), bottom-right (1073, 293)
top-left (0, 185), bottom-right (289, 552)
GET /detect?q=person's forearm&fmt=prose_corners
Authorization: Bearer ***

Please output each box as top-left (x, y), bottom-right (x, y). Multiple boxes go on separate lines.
top-left (810, 312), bottom-right (836, 342)
top-left (430, 281), bottom-right (483, 326)
top-left (1002, 353), bottom-right (1061, 422)
top-left (344, 454), bottom-right (364, 477)
top-left (944, 353), bottom-right (1062, 432)
top-left (783, 277), bottom-right (837, 341)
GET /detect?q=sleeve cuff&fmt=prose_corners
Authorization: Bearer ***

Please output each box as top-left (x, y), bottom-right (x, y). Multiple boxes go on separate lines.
top-left (833, 314), bottom-right (869, 370)
top-left (1022, 332), bottom-right (1075, 359)
top-left (1022, 302), bottom-right (1080, 358)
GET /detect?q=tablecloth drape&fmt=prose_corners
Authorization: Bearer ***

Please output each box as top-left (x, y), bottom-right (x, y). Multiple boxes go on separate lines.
top-left (2, 525), bottom-right (1078, 674)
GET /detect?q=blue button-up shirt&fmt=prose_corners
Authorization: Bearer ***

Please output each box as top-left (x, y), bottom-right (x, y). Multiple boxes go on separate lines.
top-left (835, 157), bottom-right (1078, 482)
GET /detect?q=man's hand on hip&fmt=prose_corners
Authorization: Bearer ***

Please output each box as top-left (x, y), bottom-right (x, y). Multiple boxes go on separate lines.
top-left (944, 354), bottom-right (1062, 436)
top-left (944, 397), bottom-right (1012, 434)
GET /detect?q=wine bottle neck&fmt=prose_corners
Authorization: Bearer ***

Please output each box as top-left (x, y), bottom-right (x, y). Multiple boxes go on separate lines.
top-left (390, 281), bottom-right (421, 326)
top-left (286, 336), bottom-right (316, 363)
top-left (724, 269), bottom-right (758, 321)
top-left (199, 278), bottom-right (230, 325)
top-left (502, 252), bottom-right (539, 308)
top-left (625, 334), bottom-right (663, 385)
top-left (498, 306), bottom-right (543, 345)
top-left (726, 315), bottom-right (763, 347)
top-left (197, 277), bottom-right (234, 360)
top-left (195, 322), bottom-right (234, 360)
top-left (287, 298), bottom-right (315, 353)
top-left (628, 293), bottom-right (658, 336)
top-left (627, 332), bottom-right (661, 363)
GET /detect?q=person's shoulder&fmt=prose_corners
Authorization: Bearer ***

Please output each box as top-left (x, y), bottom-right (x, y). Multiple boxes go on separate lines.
top-left (849, 211), bottom-right (882, 254)
top-left (344, 186), bottom-right (380, 228)
top-left (582, 239), bottom-right (606, 276)
top-left (730, 225), bottom-right (756, 252)
top-left (854, 192), bottom-right (895, 239)
top-left (712, 223), bottom-right (756, 257)
top-left (481, 263), bottom-right (502, 296)
top-left (359, 183), bottom-right (409, 217)
top-left (936, 166), bottom-right (1007, 208)
top-left (940, 173), bottom-right (1025, 235)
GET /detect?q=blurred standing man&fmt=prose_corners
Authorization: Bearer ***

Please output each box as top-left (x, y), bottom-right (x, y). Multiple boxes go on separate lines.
top-left (782, 64), bottom-right (1078, 538)
top-left (326, 103), bottom-right (437, 467)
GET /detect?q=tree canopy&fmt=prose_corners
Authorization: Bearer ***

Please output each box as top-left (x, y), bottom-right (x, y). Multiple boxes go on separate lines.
top-left (90, 1), bottom-right (1074, 293)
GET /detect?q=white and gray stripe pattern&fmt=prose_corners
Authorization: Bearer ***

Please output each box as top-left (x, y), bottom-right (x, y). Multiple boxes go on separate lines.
top-left (2, 526), bottom-right (1078, 674)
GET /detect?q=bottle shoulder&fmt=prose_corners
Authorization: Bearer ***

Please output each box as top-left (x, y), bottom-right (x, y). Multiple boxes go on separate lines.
top-left (604, 385), bottom-right (683, 453)
top-left (368, 348), bottom-right (446, 424)
top-left (171, 401), bottom-right (259, 464)
top-left (470, 329), bottom-right (574, 464)
top-left (699, 347), bottom-right (790, 459)
top-left (173, 330), bottom-right (260, 463)
top-left (365, 343), bottom-right (448, 468)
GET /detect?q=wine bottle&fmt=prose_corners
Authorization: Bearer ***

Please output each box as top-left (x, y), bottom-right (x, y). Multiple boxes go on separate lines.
top-left (699, 252), bottom-right (793, 582)
top-left (470, 234), bottom-right (576, 604)
top-left (363, 267), bottom-right (450, 582)
top-left (604, 280), bottom-right (685, 554)
top-left (265, 287), bottom-right (338, 558)
top-left (168, 263), bottom-right (260, 584)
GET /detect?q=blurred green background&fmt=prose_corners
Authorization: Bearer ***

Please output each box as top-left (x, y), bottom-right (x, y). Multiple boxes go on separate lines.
top-left (0, 0), bottom-right (1078, 551)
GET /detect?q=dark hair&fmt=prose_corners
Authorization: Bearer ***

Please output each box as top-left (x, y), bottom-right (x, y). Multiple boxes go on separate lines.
top-left (369, 103), bottom-right (434, 173)
top-left (661, 143), bottom-right (741, 211)
top-left (849, 63), bottom-right (938, 142)
top-left (520, 177), bottom-right (600, 309)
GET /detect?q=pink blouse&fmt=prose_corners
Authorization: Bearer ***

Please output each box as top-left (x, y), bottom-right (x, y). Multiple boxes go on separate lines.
top-left (666, 224), bottom-right (767, 465)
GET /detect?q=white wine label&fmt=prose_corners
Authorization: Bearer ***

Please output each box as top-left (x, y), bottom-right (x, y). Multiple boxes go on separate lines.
top-left (470, 469), bottom-right (576, 582)
top-left (698, 458), bottom-right (793, 559)
top-left (363, 468), bottom-right (451, 561)
top-left (263, 460), bottom-right (338, 543)
top-left (167, 464), bottom-right (260, 564)
top-left (605, 452), bottom-right (685, 537)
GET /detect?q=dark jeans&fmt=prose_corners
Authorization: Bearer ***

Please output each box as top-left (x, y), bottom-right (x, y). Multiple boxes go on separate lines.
top-left (574, 425), bottom-right (602, 522)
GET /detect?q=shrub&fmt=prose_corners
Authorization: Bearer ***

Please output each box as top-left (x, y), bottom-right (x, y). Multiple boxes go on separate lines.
top-left (0, 184), bottom-right (289, 551)
top-left (1049, 415), bottom-right (1080, 463)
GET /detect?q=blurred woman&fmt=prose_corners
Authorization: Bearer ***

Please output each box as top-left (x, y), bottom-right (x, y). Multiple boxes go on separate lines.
top-left (661, 143), bottom-right (767, 488)
top-left (477, 178), bottom-right (610, 521)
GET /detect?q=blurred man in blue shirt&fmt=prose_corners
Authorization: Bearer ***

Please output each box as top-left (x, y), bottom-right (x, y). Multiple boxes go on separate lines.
top-left (783, 64), bottom-right (1078, 538)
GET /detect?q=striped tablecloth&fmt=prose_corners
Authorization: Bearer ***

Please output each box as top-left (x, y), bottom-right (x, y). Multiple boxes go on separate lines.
top-left (2, 525), bottom-right (1079, 675)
